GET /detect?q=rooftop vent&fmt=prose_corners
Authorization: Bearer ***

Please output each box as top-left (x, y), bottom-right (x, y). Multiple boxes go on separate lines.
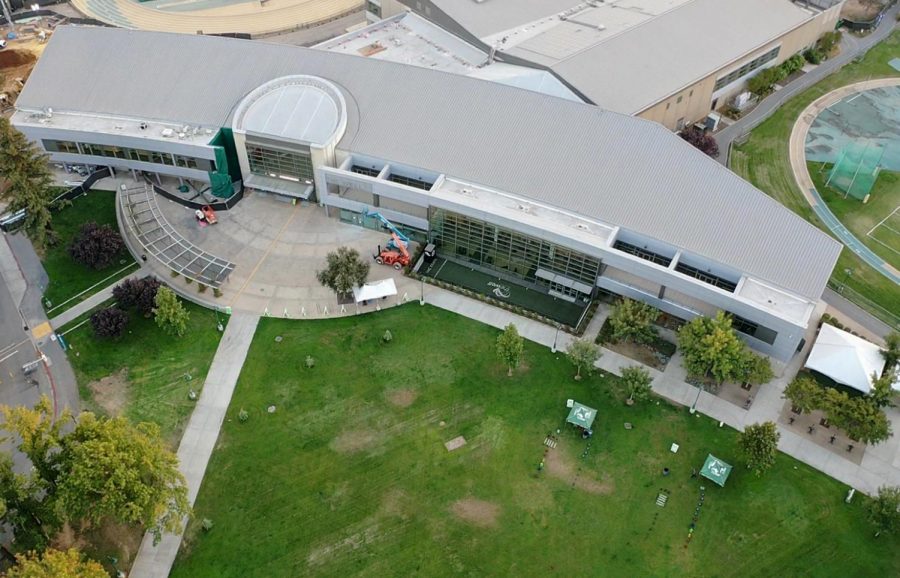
top-left (574, 223), bottom-right (591, 232)
top-left (161, 128), bottom-right (175, 138)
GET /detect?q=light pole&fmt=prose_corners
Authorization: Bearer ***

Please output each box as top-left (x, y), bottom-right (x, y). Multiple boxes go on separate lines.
top-left (842, 268), bottom-right (852, 293)
top-left (689, 383), bottom-right (705, 414)
top-left (214, 306), bottom-right (224, 332)
top-left (551, 323), bottom-right (561, 353)
top-left (420, 275), bottom-right (425, 306)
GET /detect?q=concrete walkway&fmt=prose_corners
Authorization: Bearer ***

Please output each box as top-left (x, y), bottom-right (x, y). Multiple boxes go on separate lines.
top-left (788, 78), bottom-right (900, 286)
top-left (129, 312), bottom-right (260, 578)
top-left (49, 265), bottom-right (148, 329)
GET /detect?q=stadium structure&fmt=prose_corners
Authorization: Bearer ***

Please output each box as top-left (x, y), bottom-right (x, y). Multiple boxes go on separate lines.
top-left (12, 26), bottom-right (842, 361)
top-left (371, 0), bottom-right (845, 130)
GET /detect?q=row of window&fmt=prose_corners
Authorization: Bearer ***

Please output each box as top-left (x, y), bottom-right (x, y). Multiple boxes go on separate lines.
top-left (246, 144), bottom-right (315, 184)
top-left (613, 240), bottom-right (673, 267)
top-left (430, 209), bottom-right (601, 286)
top-left (351, 165), bottom-right (381, 177)
top-left (673, 261), bottom-right (738, 293)
top-left (714, 46), bottom-right (781, 91)
top-left (389, 173), bottom-right (433, 191)
top-left (729, 312), bottom-right (778, 345)
top-left (43, 140), bottom-right (215, 171)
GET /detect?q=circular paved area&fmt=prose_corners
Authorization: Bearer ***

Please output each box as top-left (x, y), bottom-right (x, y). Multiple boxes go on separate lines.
top-left (128, 184), bottom-right (420, 317)
top-left (788, 78), bottom-right (900, 284)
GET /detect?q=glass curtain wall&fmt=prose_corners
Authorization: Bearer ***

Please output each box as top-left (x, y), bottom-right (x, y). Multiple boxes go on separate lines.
top-left (431, 209), bottom-right (601, 288)
top-left (246, 143), bottom-right (314, 184)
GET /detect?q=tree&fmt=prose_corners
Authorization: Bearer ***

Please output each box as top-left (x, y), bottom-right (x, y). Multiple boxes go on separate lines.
top-left (783, 375), bottom-right (824, 414)
top-left (607, 298), bottom-right (659, 345)
top-left (496, 323), bottom-right (524, 377)
top-left (747, 66), bottom-right (785, 96)
top-left (826, 394), bottom-right (891, 445)
top-left (153, 286), bottom-right (190, 337)
top-left (621, 365), bottom-right (653, 403)
top-left (316, 246), bottom-right (370, 298)
top-left (55, 413), bottom-right (191, 543)
top-left (679, 126), bottom-right (720, 158)
top-left (0, 117), bottom-right (56, 250)
top-left (739, 351), bottom-right (774, 386)
top-left (738, 421), bottom-right (780, 476)
top-left (2, 396), bottom-right (191, 547)
top-left (113, 275), bottom-right (162, 316)
top-left (869, 369), bottom-right (897, 409)
top-left (867, 486), bottom-right (900, 537)
top-left (881, 331), bottom-right (900, 373)
top-left (67, 221), bottom-right (124, 270)
top-left (7, 548), bottom-right (106, 578)
top-left (678, 312), bottom-right (746, 384)
top-left (89, 306), bottom-right (129, 339)
top-left (566, 339), bottom-right (600, 380)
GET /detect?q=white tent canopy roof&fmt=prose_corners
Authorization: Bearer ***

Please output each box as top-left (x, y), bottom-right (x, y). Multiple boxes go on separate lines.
top-left (352, 278), bottom-right (397, 303)
top-left (804, 324), bottom-right (890, 394)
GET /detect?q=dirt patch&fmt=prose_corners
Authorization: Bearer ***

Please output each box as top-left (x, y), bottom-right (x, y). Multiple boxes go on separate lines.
top-left (385, 388), bottom-right (418, 408)
top-left (842, 0), bottom-right (887, 21)
top-left (0, 50), bottom-right (35, 70)
top-left (87, 368), bottom-right (130, 417)
top-left (545, 444), bottom-right (614, 495)
top-left (330, 429), bottom-right (380, 453)
top-left (450, 498), bottom-right (500, 528)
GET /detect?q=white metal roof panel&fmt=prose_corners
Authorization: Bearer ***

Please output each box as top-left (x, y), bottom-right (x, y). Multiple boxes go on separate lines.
top-left (16, 26), bottom-right (841, 299)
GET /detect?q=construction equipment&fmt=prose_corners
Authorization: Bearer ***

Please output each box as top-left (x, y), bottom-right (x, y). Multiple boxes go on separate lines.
top-left (366, 211), bottom-right (411, 269)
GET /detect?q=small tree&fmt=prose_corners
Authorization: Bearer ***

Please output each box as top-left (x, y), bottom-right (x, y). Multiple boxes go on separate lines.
top-left (89, 306), bottom-right (129, 339)
top-left (867, 486), bottom-right (900, 537)
top-left (783, 375), bottom-right (824, 414)
top-left (738, 421), bottom-right (780, 476)
top-left (679, 126), bottom-right (720, 158)
top-left (316, 246), bottom-right (370, 298)
top-left (67, 221), bottom-right (124, 270)
top-left (153, 286), bottom-right (190, 337)
top-left (827, 394), bottom-right (892, 445)
top-left (382, 330), bottom-right (393, 343)
top-left (621, 365), bottom-right (653, 403)
top-left (566, 339), bottom-right (600, 380)
top-left (7, 548), bottom-right (107, 578)
top-left (881, 331), bottom-right (900, 373)
top-left (496, 323), bottom-right (524, 377)
top-left (0, 118), bottom-right (56, 250)
top-left (678, 312), bottom-right (746, 384)
top-left (869, 369), bottom-right (897, 409)
top-left (113, 275), bottom-right (162, 316)
top-left (607, 298), bottom-right (659, 345)
top-left (739, 351), bottom-right (774, 385)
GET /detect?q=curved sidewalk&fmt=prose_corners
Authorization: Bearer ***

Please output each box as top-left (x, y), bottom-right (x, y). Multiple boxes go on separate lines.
top-left (788, 78), bottom-right (900, 286)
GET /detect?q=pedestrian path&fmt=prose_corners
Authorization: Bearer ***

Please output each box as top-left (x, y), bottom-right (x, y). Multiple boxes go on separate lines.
top-left (130, 312), bottom-right (260, 578)
top-left (50, 266), bottom-right (148, 329)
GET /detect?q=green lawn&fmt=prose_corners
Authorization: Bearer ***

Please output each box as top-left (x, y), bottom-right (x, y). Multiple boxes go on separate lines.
top-left (43, 190), bottom-right (138, 316)
top-left (172, 306), bottom-right (899, 577)
top-left (809, 163), bottom-right (900, 269)
top-left (61, 300), bottom-right (226, 446)
top-left (730, 30), bottom-right (900, 322)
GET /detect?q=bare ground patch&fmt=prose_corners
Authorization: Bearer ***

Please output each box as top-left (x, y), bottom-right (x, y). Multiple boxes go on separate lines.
top-left (87, 368), bottom-right (130, 417)
top-left (450, 498), bottom-right (500, 528)
top-left (330, 429), bottom-right (381, 454)
top-left (545, 444), bottom-right (614, 495)
top-left (385, 388), bottom-right (418, 408)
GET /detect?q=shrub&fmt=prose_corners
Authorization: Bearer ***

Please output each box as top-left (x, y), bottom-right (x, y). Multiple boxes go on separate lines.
top-left (153, 286), bottom-right (190, 337)
top-left (679, 126), bottom-right (720, 158)
top-left (198, 283), bottom-right (207, 294)
top-left (67, 222), bottom-right (124, 270)
top-left (382, 329), bottom-right (393, 343)
top-left (804, 48), bottom-right (822, 65)
top-left (305, 355), bottom-right (315, 369)
top-left (816, 31), bottom-right (842, 56)
top-left (238, 409), bottom-right (249, 423)
top-left (213, 288), bottom-right (222, 298)
top-left (201, 518), bottom-right (214, 532)
top-left (112, 276), bottom-right (161, 316)
top-left (90, 307), bottom-right (129, 339)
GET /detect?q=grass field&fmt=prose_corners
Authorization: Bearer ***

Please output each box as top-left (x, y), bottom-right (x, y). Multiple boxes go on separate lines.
top-left (809, 163), bottom-right (900, 269)
top-left (172, 306), bottom-right (899, 577)
top-left (42, 190), bottom-right (138, 316)
top-left (730, 30), bottom-right (900, 322)
top-left (61, 299), bottom-right (226, 446)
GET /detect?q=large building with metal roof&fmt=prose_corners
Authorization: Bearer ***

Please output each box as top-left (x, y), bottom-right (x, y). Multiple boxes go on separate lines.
top-left (373, 0), bottom-right (844, 130)
top-left (13, 26), bottom-right (841, 360)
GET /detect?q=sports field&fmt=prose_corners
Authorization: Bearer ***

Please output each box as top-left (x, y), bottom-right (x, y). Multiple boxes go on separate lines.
top-left (171, 306), bottom-right (899, 577)
top-left (809, 163), bottom-right (900, 270)
top-left (421, 256), bottom-right (588, 327)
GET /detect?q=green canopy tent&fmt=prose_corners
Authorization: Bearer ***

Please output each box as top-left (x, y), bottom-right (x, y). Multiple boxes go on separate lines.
top-left (700, 454), bottom-right (732, 487)
top-left (566, 402), bottom-right (597, 431)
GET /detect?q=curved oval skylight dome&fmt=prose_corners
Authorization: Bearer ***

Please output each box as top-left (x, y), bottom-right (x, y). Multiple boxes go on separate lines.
top-left (233, 76), bottom-right (347, 147)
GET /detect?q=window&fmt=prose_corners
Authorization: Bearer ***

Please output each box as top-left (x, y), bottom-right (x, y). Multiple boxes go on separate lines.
top-left (366, 0), bottom-right (380, 16)
top-left (388, 173), bottom-right (433, 190)
top-left (351, 165), bottom-right (380, 177)
top-left (728, 312), bottom-right (777, 345)
top-left (714, 46), bottom-right (781, 91)
top-left (676, 95), bottom-right (683, 104)
top-left (675, 117), bottom-right (685, 131)
top-left (613, 240), bottom-right (672, 267)
top-left (674, 262), bottom-right (737, 292)
top-left (246, 143), bottom-right (314, 183)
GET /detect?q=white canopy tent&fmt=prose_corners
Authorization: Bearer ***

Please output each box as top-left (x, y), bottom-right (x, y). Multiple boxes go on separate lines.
top-left (804, 324), bottom-right (893, 394)
top-left (352, 278), bottom-right (397, 303)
